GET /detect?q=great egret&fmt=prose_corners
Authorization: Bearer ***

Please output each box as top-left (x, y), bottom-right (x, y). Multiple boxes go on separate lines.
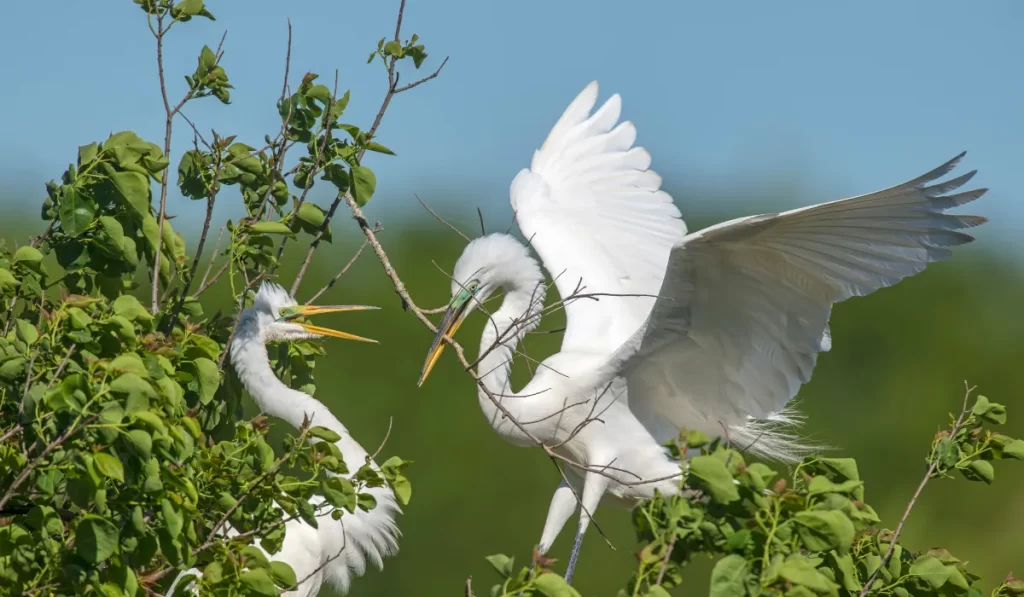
top-left (416, 81), bottom-right (985, 583)
top-left (169, 282), bottom-right (400, 596)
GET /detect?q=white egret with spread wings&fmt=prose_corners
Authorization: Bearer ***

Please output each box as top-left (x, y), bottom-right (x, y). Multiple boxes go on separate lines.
top-left (416, 82), bottom-right (986, 583)
top-left (169, 282), bottom-right (400, 596)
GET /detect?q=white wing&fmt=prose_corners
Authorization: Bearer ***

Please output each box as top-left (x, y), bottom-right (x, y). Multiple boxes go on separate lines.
top-left (618, 153), bottom-right (986, 461)
top-left (511, 82), bottom-right (687, 356)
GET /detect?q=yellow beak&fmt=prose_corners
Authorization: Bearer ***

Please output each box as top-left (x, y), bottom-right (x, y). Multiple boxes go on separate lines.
top-left (417, 305), bottom-right (468, 386)
top-left (286, 304), bottom-right (379, 343)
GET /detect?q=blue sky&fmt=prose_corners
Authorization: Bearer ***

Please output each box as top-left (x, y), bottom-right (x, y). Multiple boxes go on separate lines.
top-left (1, 0), bottom-right (1021, 254)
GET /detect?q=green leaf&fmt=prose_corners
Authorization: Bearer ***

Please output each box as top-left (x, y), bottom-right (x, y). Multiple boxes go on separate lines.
top-left (709, 554), bottom-right (749, 597)
top-left (191, 357), bottom-right (220, 404)
top-left (308, 426), bottom-right (342, 442)
top-left (58, 186), bottom-right (96, 236)
top-left (778, 559), bottom-right (839, 596)
top-left (485, 554), bottom-right (513, 578)
top-left (78, 142), bottom-right (99, 166)
top-left (961, 459), bottom-right (995, 484)
top-left (113, 294), bottom-right (152, 322)
top-left (249, 221), bottom-right (294, 235)
top-left (364, 141), bottom-right (395, 155)
top-left (161, 499), bottom-right (183, 538)
top-left (77, 516), bottom-right (119, 564)
top-left (13, 245), bottom-right (43, 266)
top-left (351, 165), bottom-right (376, 207)
top-left (94, 452), bottom-right (125, 482)
top-left (688, 455), bottom-right (740, 503)
top-left (269, 561), bottom-right (297, 588)
top-left (240, 568), bottom-right (279, 596)
top-left (685, 429), bottom-right (712, 448)
top-left (15, 319), bottom-right (39, 345)
top-left (982, 403), bottom-right (1007, 425)
top-left (0, 268), bottom-right (17, 292)
top-left (127, 429), bottom-right (153, 459)
top-left (807, 476), bottom-right (863, 497)
top-left (110, 373), bottom-right (156, 399)
top-left (392, 474), bottom-right (412, 505)
top-left (172, 0), bottom-right (214, 20)
top-left (296, 201), bottom-right (326, 228)
top-left (829, 552), bottom-right (861, 592)
top-left (133, 410), bottom-right (168, 435)
top-left (1002, 439), bottom-right (1024, 460)
top-left (109, 171), bottom-right (150, 215)
top-left (111, 353), bottom-right (149, 377)
top-left (909, 555), bottom-right (951, 589)
top-left (534, 572), bottom-right (581, 597)
top-left (98, 216), bottom-right (125, 248)
top-left (793, 511), bottom-right (855, 554)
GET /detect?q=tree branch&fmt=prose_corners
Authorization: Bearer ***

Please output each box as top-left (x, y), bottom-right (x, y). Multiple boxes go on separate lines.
top-left (857, 382), bottom-right (976, 597)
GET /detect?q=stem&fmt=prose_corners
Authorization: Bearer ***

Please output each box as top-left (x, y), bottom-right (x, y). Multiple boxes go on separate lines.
top-left (856, 384), bottom-right (976, 597)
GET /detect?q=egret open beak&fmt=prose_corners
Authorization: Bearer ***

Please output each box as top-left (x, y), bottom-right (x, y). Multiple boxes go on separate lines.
top-left (417, 296), bottom-right (472, 386)
top-left (281, 304), bottom-right (380, 343)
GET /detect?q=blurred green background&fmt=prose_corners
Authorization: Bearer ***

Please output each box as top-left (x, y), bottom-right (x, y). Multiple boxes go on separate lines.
top-left (3, 180), bottom-right (1023, 596)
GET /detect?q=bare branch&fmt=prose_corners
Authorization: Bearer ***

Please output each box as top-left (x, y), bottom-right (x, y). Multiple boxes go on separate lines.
top-left (305, 236), bottom-right (374, 305)
top-left (392, 55), bottom-right (449, 93)
top-left (198, 226), bottom-right (226, 291)
top-left (416, 194), bottom-right (470, 242)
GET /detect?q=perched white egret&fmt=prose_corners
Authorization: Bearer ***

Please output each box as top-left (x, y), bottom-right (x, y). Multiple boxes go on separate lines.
top-left (417, 82), bottom-right (986, 582)
top-left (169, 282), bottom-right (400, 596)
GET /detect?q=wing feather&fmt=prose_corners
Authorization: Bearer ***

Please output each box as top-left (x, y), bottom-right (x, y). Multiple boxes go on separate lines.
top-left (512, 82), bottom-right (687, 355)
top-left (617, 153), bottom-right (986, 461)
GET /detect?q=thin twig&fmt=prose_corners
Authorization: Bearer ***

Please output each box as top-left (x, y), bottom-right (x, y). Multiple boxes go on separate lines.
top-left (370, 417), bottom-right (394, 460)
top-left (415, 194), bottom-right (470, 242)
top-left (476, 207), bottom-right (485, 236)
top-left (305, 238), bottom-right (373, 305)
top-left (393, 55), bottom-right (448, 93)
top-left (654, 532), bottom-right (678, 586)
top-left (857, 383), bottom-right (976, 597)
top-left (198, 226), bottom-right (226, 291)
top-left (195, 261), bottom-right (229, 297)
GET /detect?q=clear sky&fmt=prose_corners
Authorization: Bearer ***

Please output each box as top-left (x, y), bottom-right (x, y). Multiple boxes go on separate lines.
top-left (1, 1), bottom-right (1021, 254)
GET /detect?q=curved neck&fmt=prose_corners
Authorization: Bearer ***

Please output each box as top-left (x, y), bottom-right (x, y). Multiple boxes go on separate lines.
top-left (476, 280), bottom-right (545, 438)
top-left (230, 325), bottom-right (350, 441)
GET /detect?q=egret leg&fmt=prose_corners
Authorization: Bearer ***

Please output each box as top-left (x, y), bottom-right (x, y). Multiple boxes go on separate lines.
top-left (563, 532), bottom-right (585, 584)
top-left (518, 481), bottom-right (579, 597)
top-left (563, 470), bottom-right (610, 585)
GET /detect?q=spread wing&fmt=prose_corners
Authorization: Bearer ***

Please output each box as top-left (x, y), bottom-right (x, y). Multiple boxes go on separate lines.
top-left (618, 153), bottom-right (986, 461)
top-left (511, 82), bottom-right (687, 356)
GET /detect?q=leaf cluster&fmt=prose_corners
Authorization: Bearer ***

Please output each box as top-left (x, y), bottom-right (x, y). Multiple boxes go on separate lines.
top-left (478, 395), bottom-right (1022, 597)
top-left (0, 1), bottom-right (424, 595)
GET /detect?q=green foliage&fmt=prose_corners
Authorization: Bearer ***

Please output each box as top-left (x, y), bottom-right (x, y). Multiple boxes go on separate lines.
top-left (0, 1), bottom-right (423, 595)
top-left (477, 393), bottom-right (1021, 597)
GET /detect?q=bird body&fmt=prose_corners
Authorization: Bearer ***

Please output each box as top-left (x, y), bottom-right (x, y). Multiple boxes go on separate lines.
top-left (169, 283), bottom-right (399, 596)
top-left (418, 81), bottom-right (986, 582)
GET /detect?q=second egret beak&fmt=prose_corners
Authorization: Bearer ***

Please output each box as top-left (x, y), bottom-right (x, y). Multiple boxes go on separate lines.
top-left (418, 296), bottom-right (472, 386)
top-left (281, 304), bottom-right (380, 343)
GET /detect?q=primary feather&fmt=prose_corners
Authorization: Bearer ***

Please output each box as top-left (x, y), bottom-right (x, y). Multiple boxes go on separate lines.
top-left (615, 153), bottom-right (986, 461)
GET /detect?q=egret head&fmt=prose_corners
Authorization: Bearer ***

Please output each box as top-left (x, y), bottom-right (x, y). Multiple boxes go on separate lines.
top-left (418, 234), bottom-right (541, 386)
top-left (244, 281), bottom-right (378, 344)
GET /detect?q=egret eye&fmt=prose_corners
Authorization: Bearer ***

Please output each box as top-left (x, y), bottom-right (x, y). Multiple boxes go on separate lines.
top-left (466, 280), bottom-right (480, 293)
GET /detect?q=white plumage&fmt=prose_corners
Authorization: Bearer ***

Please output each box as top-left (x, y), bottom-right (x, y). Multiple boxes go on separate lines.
top-left (169, 283), bottom-right (400, 596)
top-left (418, 81), bottom-right (985, 583)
